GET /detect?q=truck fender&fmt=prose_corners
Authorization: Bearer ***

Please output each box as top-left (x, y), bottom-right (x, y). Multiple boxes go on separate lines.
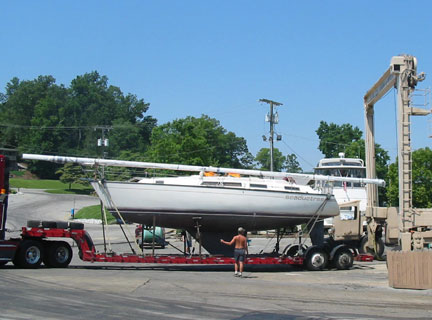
top-left (329, 244), bottom-right (351, 260)
top-left (303, 244), bottom-right (328, 257)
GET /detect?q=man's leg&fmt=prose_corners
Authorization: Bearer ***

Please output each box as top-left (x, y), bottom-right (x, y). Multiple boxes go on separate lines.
top-left (239, 261), bottom-right (244, 273)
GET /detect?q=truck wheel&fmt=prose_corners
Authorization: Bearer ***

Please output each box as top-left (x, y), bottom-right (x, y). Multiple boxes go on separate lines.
top-left (27, 220), bottom-right (42, 228)
top-left (69, 222), bottom-right (84, 230)
top-left (0, 261), bottom-right (8, 267)
top-left (44, 241), bottom-right (72, 268)
top-left (333, 248), bottom-right (354, 270)
top-left (305, 247), bottom-right (328, 271)
top-left (13, 240), bottom-right (44, 269)
top-left (360, 236), bottom-right (384, 259)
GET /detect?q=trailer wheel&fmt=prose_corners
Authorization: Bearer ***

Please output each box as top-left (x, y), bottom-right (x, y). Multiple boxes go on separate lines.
top-left (359, 236), bottom-right (384, 259)
top-left (333, 248), bottom-right (354, 270)
top-left (44, 241), bottom-right (72, 268)
top-left (55, 221), bottom-right (69, 229)
top-left (42, 221), bottom-right (57, 228)
top-left (305, 247), bottom-right (328, 271)
top-left (69, 222), bottom-right (84, 230)
top-left (27, 220), bottom-right (42, 228)
top-left (13, 240), bottom-right (44, 269)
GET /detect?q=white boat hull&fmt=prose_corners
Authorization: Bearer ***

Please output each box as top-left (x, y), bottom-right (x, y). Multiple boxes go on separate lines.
top-left (91, 181), bottom-right (339, 232)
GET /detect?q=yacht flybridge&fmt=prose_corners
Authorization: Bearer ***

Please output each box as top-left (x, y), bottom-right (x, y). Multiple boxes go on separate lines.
top-left (22, 154), bottom-right (385, 255)
top-left (314, 153), bottom-right (368, 225)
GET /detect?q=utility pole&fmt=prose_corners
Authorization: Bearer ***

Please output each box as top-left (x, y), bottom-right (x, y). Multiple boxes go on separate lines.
top-left (259, 99), bottom-right (283, 171)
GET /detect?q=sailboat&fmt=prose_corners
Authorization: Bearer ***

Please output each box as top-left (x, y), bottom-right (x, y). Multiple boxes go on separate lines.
top-left (22, 154), bottom-right (384, 255)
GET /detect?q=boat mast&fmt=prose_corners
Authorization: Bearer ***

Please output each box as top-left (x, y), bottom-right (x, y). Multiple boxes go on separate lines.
top-left (23, 153), bottom-right (385, 187)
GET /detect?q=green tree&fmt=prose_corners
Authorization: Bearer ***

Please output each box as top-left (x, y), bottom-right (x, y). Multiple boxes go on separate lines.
top-left (0, 72), bottom-right (156, 177)
top-left (0, 76), bottom-right (66, 151)
top-left (55, 163), bottom-right (88, 190)
top-left (255, 148), bottom-right (286, 171)
top-left (316, 121), bottom-right (362, 158)
top-left (66, 71), bottom-right (156, 157)
top-left (387, 147), bottom-right (432, 208)
top-left (146, 115), bottom-right (253, 168)
top-left (285, 153), bottom-right (303, 173)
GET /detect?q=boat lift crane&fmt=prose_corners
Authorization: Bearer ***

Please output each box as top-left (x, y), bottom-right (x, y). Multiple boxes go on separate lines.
top-left (363, 55), bottom-right (432, 251)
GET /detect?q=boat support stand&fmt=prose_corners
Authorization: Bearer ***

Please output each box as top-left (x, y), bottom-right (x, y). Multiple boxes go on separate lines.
top-left (193, 217), bottom-right (202, 258)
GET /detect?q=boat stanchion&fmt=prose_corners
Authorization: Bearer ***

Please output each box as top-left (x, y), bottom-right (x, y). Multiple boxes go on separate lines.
top-left (193, 217), bottom-right (202, 258)
top-left (152, 216), bottom-right (156, 257)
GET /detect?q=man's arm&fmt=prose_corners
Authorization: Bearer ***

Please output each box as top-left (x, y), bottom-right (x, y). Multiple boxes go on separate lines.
top-left (220, 236), bottom-right (237, 245)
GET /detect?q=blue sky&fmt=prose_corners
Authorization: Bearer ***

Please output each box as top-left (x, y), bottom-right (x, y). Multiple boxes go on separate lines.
top-left (1, 1), bottom-right (431, 171)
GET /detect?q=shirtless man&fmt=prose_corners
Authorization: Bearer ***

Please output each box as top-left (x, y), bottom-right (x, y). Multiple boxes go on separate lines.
top-left (220, 227), bottom-right (248, 277)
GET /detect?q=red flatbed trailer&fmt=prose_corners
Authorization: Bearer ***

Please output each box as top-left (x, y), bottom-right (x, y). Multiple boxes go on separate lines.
top-left (1, 224), bottom-right (373, 269)
top-left (19, 226), bottom-right (306, 266)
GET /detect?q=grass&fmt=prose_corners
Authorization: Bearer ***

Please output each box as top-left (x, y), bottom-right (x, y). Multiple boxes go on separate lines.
top-left (10, 178), bottom-right (93, 195)
top-left (74, 204), bottom-right (117, 224)
top-left (11, 170), bottom-right (25, 177)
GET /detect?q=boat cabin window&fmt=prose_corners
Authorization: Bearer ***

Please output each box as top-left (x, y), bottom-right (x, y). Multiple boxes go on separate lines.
top-left (222, 182), bottom-right (242, 187)
top-left (314, 168), bottom-right (365, 187)
top-left (201, 181), bottom-right (219, 186)
top-left (284, 186), bottom-right (300, 191)
top-left (250, 184), bottom-right (267, 188)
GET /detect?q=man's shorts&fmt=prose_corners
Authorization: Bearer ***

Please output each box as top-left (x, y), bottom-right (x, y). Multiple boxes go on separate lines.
top-left (234, 248), bottom-right (246, 262)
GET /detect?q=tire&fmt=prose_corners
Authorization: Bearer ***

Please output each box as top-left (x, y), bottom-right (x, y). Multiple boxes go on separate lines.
top-left (0, 261), bottom-right (8, 267)
top-left (333, 248), bottom-right (354, 270)
top-left (44, 241), bottom-right (72, 268)
top-left (304, 247), bottom-right (328, 271)
top-left (27, 220), bottom-right (42, 228)
top-left (359, 236), bottom-right (385, 259)
top-left (13, 240), bottom-right (44, 269)
top-left (55, 221), bottom-right (69, 229)
top-left (42, 221), bottom-right (57, 228)
top-left (69, 222), bottom-right (84, 230)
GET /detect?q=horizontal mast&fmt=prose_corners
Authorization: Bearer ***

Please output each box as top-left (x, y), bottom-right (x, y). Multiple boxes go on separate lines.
top-left (22, 154), bottom-right (386, 187)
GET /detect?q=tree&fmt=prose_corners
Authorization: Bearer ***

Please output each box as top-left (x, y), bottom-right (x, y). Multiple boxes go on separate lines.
top-left (0, 72), bottom-right (156, 177)
top-left (285, 154), bottom-right (302, 173)
top-left (146, 115), bottom-right (253, 168)
top-left (316, 121), bottom-right (362, 158)
top-left (387, 147), bottom-right (432, 208)
top-left (55, 163), bottom-right (88, 189)
top-left (0, 76), bottom-right (67, 152)
top-left (255, 148), bottom-right (286, 171)
top-left (66, 71), bottom-right (156, 158)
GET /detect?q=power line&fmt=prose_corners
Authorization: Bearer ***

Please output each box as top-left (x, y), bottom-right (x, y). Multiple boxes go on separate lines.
top-left (279, 139), bottom-right (315, 169)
